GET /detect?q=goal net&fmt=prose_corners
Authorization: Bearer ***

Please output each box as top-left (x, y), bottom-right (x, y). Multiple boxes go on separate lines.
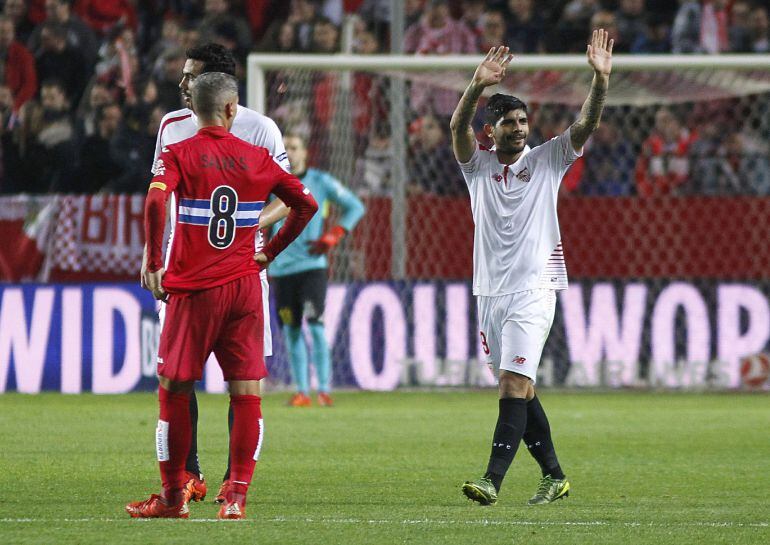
top-left (248, 53), bottom-right (770, 392)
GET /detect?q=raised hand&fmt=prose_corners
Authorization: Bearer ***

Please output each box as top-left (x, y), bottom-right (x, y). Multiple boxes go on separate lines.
top-left (587, 29), bottom-right (613, 77)
top-left (472, 46), bottom-right (513, 88)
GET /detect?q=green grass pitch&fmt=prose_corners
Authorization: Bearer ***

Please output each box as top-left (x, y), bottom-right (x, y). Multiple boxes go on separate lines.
top-left (0, 391), bottom-right (768, 544)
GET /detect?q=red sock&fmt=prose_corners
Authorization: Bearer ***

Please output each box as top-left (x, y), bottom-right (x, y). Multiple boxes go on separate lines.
top-left (157, 386), bottom-right (191, 505)
top-left (228, 394), bottom-right (263, 502)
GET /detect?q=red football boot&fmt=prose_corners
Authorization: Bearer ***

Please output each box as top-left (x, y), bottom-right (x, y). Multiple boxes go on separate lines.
top-left (126, 494), bottom-right (189, 518)
top-left (288, 393), bottom-right (311, 407)
top-left (217, 491), bottom-right (247, 520)
top-left (215, 480), bottom-right (232, 504)
top-left (317, 392), bottom-right (334, 407)
top-left (182, 472), bottom-right (207, 503)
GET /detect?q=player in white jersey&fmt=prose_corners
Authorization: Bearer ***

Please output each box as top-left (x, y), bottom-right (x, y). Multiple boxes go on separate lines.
top-left (453, 33), bottom-right (613, 506)
top-left (139, 43), bottom-right (291, 506)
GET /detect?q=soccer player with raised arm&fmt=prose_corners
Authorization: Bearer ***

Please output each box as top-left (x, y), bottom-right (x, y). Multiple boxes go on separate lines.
top-left (271, 132), bottom-right (365, 407)
top-left (126, 72), bottom-right (317, 519)
top-left (140, 43), bottom-right (291, 505)
top-left (452, 31), bottom-right (612, 505)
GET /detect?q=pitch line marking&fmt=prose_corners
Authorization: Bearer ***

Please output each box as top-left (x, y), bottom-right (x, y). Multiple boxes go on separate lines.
top-left (1, 517), bottom-right (768, 528)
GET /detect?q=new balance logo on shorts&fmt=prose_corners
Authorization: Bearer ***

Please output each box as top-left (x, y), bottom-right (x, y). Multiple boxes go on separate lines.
top-left (512, 356), bottom-right (527, 365)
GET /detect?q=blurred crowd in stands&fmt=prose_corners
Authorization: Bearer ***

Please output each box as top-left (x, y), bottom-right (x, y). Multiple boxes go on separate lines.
top-left (0, 0), bottom-right (768, 197)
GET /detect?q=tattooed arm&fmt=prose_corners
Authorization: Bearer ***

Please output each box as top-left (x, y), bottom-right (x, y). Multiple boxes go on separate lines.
top-left (571, 29), bottom-right (614, 151)
top-left (451, 46), bottom-right (512, 163)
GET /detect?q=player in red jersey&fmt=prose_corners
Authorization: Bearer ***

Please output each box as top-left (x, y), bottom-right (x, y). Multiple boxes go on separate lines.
top-left (126, 72), bottom-right (317, 520)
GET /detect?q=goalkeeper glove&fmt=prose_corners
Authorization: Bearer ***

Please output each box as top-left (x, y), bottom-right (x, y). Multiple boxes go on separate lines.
top-left (308, 225), bottom-right (346, 255)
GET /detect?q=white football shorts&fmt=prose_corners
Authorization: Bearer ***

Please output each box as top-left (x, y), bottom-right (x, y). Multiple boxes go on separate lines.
top-left (477, 289), bottom-right (557, 383)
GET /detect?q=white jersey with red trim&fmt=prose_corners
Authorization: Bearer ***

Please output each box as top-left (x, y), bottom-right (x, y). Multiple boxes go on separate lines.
top-left (458, 128), bottom-right (582, 297)
top-left (153, 105), bottom-right (290, 174)
top-left (151, 104), bottom-right (289, 358)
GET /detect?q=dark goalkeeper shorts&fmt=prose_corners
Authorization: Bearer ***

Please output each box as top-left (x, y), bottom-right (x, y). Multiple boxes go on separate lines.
top-left (272, 268), bottom-right (327, 328)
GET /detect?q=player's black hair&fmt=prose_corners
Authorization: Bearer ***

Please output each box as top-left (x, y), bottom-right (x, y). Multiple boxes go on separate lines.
top-left (186, 43), bottom-right (237, 76)
top-left (485, 93), bottom-right (528, 125)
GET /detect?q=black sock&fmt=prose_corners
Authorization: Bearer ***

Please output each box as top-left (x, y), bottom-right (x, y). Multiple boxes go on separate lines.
top-left (185, 390), bottom-right (201, 476)
top-left (222, 402), bottom-right (234, 481)
top-left (484, 397), bottom-right (527, 492)
top-left (523, 395), bottom-right (564, 479)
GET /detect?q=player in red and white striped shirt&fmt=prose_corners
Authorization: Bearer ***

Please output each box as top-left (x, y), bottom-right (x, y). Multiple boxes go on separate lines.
top-left (453, 34), bottom-right (613, 506)
top-left (126, 72), bottom-right (317, 520)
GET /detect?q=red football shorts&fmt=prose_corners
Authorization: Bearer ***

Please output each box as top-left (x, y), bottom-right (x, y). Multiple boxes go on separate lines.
top-left (157, 273), bottom-right (267, 382)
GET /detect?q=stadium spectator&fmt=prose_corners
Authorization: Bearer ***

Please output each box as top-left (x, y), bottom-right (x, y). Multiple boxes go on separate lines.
top-left (16, 78), bottom-right (79, 193)
top-left (0, 84), bottom-right (22, 193)
top-left (351, 27), bottom-right (386, 150)
top-left (748, 5), bottom-right (770, 53)
top-left (28, 0), bottom-right (98, 69)
top-left (635, 107), bottom-right (696, 197)
top-left (0, 15), bottom-right (37, 113)
top-left (672, 0), bottom-right (729, 54)
top-left (244, 0), bottom-right (286, 42)
top-left (76, 80), bottom-right (113, 137)
top-left (259, 0), bottom-right (320, 51)
top-left (354, 26), bottom-right (380, 54)
top-left (478, 9), bottom-right (507, 50)
top-left (578, 121), bottom-right (635, 196)
top-left (357, 0), bottom-right (390, 47)
top-left (153, 48), bottom-right (186, 111)
top-left (94, 24), bottom-right (138, 104)
top-left (408, 113), bottom-right (466, 195)
top-left (197, 0), bottom-right (253, 59)
top-left (690, 123), bottom-right (770, 195)
top-left (589, 10), bottom-right (627, 52)
top-left (614, 0), bottom-right (647, 50)
top-left (505, 0), bottom-right (545, 53)
top-left (272, 131), bottom-right (365, 408)
top-left (105, 102), bottom-right (163, 193)
top-left (547, 0), bottom-right (599, 52)
top-left (310, 16), bottom-right (339, 53)
top-left (73, 102), bottom-right (122, 193)
top-left (3, 0), bottom-right (35, 44)
top-left (354, 122), bottom-right (392, 195)
top-left (729, 0), bottom-right (754, 52)
top-left (34, 22), bottom-right (89, 107)
top-left (403, 0), bottom-right (477, 118)
top-left (145, 17), bottom-right (183, 68)
top-left (630, 12), bottom-right (671, 53)
top-left (179, 22), bottom-right (202, 53)
top-left (74, 0), bottom-right (137, 36)
top-left (460, 0), bottom-right (486, 41)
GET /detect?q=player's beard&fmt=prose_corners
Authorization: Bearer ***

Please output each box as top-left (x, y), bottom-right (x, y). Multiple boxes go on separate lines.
top-left (496, 136), bottom-right (526, 155)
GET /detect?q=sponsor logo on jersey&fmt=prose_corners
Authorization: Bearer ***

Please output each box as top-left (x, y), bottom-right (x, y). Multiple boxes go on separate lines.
top-left (515, 167), bottom-right (530, 183)
top-left (492, 173), bottom-right (503, 183)
top-left (153, 159), bottom-right (166, 176)
top-left (512, 355), bottom-right (527, 365)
